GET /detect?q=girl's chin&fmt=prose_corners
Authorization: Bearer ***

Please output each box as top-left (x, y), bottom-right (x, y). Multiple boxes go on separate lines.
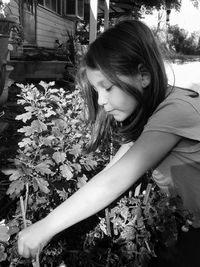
top-left (112, 114), bottom-right (128, 122)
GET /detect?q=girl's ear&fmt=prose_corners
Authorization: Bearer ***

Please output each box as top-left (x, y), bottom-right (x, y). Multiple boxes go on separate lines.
top-left (141, 72), bottom-right (151, 88)
top-left (138, 64), bottom-right (151, 89)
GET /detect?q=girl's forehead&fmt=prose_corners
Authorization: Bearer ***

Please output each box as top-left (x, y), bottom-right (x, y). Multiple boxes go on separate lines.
top-left (86, 68), bottom-right (112, 87)
top-left (86, 68), bottom-right (107, 80)
top-left (86, 67), bottom-right (103, 76)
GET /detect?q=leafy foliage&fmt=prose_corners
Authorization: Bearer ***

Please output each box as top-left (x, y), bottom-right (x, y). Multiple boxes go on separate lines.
top-left (1, 81), bottom-right (109, 265)
top-left (84, 181), bottom-right (193, 267)
top-left (0, 81), bottom-right (195, 266)
top-left (167, 25), bottom-right (200, 55)
top-left (4, 81), bottom-right (106, 200)
top-left (137, 0), bottom-right (181, 11)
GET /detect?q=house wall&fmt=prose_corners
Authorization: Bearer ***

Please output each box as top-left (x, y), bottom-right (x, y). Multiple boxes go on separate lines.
top-left (8, 1), bottom-right (76, 49)
top-left (37, 6), bottom-right (76, 48)
top-left (9, 0), bottom-right (20, 23)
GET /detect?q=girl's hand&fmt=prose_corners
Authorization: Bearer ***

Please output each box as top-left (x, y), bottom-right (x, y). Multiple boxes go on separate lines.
top-left (17, 218), bottom-right (52, 258)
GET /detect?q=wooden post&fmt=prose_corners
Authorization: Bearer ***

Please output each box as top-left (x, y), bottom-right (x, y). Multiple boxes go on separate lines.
top-left (89, 0), bottom-right (98, 43)
top-left (104, 0), bottom-right (110, 30)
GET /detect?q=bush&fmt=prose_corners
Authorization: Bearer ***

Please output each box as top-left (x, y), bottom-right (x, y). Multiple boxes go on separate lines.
top-left (168, 25), bottom-right (200, 55)
top-left (0, 81), bottom-right (110, 266)
top-left (0, 82), bottom-right (195, 267)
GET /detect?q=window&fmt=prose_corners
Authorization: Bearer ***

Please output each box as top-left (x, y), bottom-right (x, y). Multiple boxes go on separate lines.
top-left (77, 0), bottom-right (84, 18)
top-left (24, 0), bottom-right (34, 13)
top-left (65, 0), bottom-right (84, 20)
top-left (38, 0), bottom-right (62, 15)
top-left (38, 0), bottom-right (84, 18)
top-left (66, 0), bottom-right (75, 15)
top-left (38, 0), bottom-right (44, 6)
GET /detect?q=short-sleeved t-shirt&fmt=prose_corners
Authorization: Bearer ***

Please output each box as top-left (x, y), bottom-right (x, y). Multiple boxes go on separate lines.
top-left (143, 87), bottom-right (200, 227)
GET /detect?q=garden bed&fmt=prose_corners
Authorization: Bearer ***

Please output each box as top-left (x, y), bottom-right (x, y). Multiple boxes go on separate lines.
top-left (0, 81), bottom-right (197, 267)
top-left (8, 60), bottom-right (69, 82)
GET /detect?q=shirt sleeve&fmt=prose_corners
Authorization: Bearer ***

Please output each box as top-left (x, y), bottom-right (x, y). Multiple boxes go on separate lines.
top-left (143, 98), bottom-right (200, 141)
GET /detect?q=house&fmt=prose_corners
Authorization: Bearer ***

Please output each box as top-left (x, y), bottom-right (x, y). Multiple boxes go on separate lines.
top-left (9, 0), bottom-right (83, 53)
top-left (8, 0), bottom-right (82, 81)
top-left (7, 0), bottom-right (136, 81)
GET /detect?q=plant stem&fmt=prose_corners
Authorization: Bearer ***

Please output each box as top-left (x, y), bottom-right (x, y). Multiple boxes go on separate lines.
top-left (20, 196), bottom-right (27, 228)
top-left (105, 208), bottom-right (111, 237)
top-left (32, 253), bottom-right (40, 267)
top-left (24, 183), bottom-right (29, 214)
top-left (20, 193), bottom-right (40, 267)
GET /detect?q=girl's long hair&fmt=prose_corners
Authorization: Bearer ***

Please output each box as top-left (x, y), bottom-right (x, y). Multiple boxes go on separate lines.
top-left (77, 20), bottom-right (168, 151)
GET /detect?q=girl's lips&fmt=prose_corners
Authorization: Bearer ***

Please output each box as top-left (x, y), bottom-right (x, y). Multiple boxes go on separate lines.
top-left (106, 109), bottom-right (114, 113)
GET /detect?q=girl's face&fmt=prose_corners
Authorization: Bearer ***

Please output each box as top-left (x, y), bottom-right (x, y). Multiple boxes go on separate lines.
top-left (86, 68), bottom-right (145, 122)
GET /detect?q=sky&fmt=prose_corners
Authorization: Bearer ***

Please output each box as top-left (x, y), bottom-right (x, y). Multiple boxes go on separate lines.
top-left (170, 0), bottom-right (200, 32)
top-left (143, 0), bottom-right (200, 34)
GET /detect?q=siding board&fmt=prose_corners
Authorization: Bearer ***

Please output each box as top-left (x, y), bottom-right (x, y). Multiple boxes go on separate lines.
top-left (37, 6), bottom-right (75, 48)
top-left (8, 1), bottom-right (76, 49)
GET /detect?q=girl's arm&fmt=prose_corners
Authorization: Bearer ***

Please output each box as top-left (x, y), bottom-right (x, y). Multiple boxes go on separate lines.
top-left (18, 130), bottom-right (181, 258)
top-left (103, 141), bottom-right (134, 171)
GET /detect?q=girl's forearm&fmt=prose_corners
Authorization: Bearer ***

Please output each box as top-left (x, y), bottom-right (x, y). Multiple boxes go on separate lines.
top-left (44, 167), bottom-right (134, 237)
top-left (44, 143), bottom-right (135, 237)
top-left (44, 130), bottom-right (180, 239)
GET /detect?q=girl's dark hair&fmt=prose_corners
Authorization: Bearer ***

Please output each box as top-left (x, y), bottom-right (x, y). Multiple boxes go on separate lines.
top-left (77, 20), bottom-right (168, 151)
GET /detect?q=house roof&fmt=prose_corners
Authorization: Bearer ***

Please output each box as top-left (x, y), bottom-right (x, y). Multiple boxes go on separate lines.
top-left (84, 0), bottom-right (137, 19)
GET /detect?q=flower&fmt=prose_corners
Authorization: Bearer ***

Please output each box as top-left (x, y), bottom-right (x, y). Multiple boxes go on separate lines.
top-left (0, 0), bottom-right (11, 18)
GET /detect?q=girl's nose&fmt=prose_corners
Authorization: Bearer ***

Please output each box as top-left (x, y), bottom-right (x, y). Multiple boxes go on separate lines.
top-left (97, 90), bottom-right (108, 106)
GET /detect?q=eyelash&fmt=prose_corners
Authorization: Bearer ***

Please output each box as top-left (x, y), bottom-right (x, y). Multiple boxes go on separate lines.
top-left (92, 86), bottom-right (113, 92)
top-left (105, 86), bottom-right (113, 91)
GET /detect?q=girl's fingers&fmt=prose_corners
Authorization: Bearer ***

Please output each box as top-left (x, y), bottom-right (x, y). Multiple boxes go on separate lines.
top-left (30, 248), bottom-right (40, 259)
top-left (18, 243), bottom-right (39, 259)
top-left (17, 233), bottom-right (24, 256)
top-left (19, 246), bottom-right (31, 258)
top-left (18, 232), bottom-right (39, 258)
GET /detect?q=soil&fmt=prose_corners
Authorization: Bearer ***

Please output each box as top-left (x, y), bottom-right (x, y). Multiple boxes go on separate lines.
top-left (1, 61), bottom-right (200, 266)
top-left (0, 84), bottom-right (23, 218)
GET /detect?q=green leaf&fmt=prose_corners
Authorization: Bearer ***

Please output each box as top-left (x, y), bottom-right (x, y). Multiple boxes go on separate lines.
top-left (27, 90), bottom-right (39, 100)
top-left (24, 106), bottom-right (34, 112)
top-left (7, 179), bottom-right (25, 196)
top-left (69, 144), bottom-right (82, 157)
top-left (18, 126), bottom-right (35, 136)
top-left (0, 243), bottom-right (7, 262)
top-left (35, 177), bottom-right (50, 194)
top-left (60, 164), bottom-right (73, 180)
top-left (77, 175), bottom-right (88, 188)
top-left (44, 110), bottom-right (56, 118)
top-left (48, 88), bottom-right (59, 94)
top-left (55, 119), bottom-right (68, 130)
top-left (42, 136), bottom-right (55, 147)
top-left (50, 95), bottom-right (60, 102)
top-left (81, 156), bottom-right (97, 171)
top-left (0, 225), bottom-right (10, 242)
top-left (16, 112), bottom-right (32, 123)
top-left (18, 138), bottom-right (32, 148)
top-left (39, 80), bottom-right (54, 89)
top-left (18, 120), bottom-right (47, 135)
top-left (53, 152), bottom-right (66, 164)
top-left (32, 178), bottom-right (38, 192)
top-left (72, 163), bottom-right (82, 173)
top-left (7, 222), bottom-right (19, 236)
top-left (9, 170), bottom-right (23, 181)
top-left (31, 120), bottom-right (47, 133)
top-left (35, 162), bottom-right (53, 175)
top-left (1, 169), bottom-right (22, 181)
top-left (56, 188), bottom-right (68, 201)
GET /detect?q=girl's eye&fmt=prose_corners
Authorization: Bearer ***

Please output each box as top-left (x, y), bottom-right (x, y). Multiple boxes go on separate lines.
top-left (105, 86), bottom-right (113, 92)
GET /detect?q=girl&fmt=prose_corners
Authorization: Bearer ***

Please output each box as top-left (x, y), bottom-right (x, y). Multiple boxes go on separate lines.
top-left (18, 20), bottom-right (200, 265)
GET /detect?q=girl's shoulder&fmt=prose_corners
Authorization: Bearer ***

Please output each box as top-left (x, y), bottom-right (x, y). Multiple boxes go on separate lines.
top-left (160, 86), bottom-right (200, 114)
top-left (168, 85), bottom-right (199, 99)
top-left (144, 86), bottom-right (200, 141)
